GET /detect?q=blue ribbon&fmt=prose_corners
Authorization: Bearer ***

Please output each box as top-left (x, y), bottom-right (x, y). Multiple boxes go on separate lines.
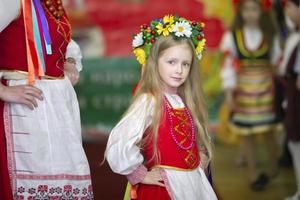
top-left (33, 0), bottom-right (52, 55)
top-left (31, 0), bottom-right (46, 72)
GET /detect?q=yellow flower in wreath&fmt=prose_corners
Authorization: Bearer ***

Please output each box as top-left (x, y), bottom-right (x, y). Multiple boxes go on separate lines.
top-left (156, 15), bottom-right (175, 36)
top-left (195, 39), bottom-right (206, 57)
top-left (133, 48), bottom-right (146, 65)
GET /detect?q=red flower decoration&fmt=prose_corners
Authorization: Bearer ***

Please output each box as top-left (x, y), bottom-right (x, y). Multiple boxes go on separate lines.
top-left (49, 196), bottom-right (60, 200)
top-left (15, 195), bottom-right (24, 200)
top-left (232, 0), bottom-right (240, 5)
top-left (88, 185), bottom-right (93, 192)
top-left (232, 0), bottom-right (274, 12)
top-left (197, 35), bottom-right (203, 41)
top-left (280, 0), bottom-right (287, 7)
top-left (232, 0), bottom-right (240, 11)
top-left (262, 0), bottom-right (273, 11)
top-left (63, 185), bottom-right (72, 192)
top-left (38, 185), bottom-right (48, 192)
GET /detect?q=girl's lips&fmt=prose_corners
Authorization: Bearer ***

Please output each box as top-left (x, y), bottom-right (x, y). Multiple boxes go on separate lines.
top-left (171, 77), bottom-right (182, 81)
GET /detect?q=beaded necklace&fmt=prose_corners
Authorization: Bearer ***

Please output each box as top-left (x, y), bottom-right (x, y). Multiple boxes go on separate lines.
top-left (41, 1), bottom-right (71, 43)
top-left (40, 0), bottom-right (72, 72)
top-left (164, 96), bottom-right (196, 150)
top-left (41, 0), bottom-right (64, 19)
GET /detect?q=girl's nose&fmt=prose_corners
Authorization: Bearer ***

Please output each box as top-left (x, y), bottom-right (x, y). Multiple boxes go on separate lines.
top-left (176, 64), bottom-right (183, 74)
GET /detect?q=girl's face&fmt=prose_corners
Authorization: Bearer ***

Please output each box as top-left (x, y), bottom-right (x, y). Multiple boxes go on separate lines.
top-left (158, 43), bottom-right (192, 94)
top-left (241, 0), bottom-right (261, 26)
top-left (285, 1), bottom-right (300, 26)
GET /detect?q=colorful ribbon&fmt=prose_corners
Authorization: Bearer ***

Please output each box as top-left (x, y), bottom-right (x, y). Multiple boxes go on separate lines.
top-left (22, 0), bottom-right (53, 85)
top-left (33, 0), bottom-right (52, 55)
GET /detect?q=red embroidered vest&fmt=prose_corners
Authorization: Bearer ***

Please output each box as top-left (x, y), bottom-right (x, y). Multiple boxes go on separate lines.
top-left (0, 6), bottom-right (71, 77)
top-left (143, 100), bottom-right (200, 170)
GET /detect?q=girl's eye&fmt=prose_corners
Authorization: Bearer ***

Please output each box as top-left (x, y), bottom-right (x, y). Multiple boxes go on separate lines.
top-left (167, 60), bottom-right (176, 65)
top-left (183, 63), bottom-right (191, 67)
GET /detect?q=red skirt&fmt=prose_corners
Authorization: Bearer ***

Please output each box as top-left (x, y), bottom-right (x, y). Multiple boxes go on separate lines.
top-left (136, 184), bottom-right (171, 200)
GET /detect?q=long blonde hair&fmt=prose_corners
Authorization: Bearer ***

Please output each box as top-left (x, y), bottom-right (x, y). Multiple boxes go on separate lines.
top-left (126, 36), bottom-right (212, 164)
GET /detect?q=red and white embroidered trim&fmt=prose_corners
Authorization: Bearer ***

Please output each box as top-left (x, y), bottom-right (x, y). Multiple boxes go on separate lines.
top-left (126, 164), bottom-right (148, 185)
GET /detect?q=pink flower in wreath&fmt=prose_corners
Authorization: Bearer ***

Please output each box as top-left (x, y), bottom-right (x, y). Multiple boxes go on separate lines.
top-left (38, 185), bottom-right (48, 192)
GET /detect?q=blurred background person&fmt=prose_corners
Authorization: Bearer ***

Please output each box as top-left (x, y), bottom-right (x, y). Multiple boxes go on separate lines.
top-left (220, 0), bottom-right (282, 191)
top-left (278, 0), bottom-right (300, 199)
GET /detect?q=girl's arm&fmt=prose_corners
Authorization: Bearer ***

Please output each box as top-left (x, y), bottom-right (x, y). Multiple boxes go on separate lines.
top-left (65, 40), bottom-right (83, 72)
top-left (0, 0), bottom-right (21, 32)
top-left (64, 40), bottom-right (83, 86)
top-left (0, 0), bottom-right (43, 109)
top-left (270, 36), bottom-right (283, 69)
top-left (220, 31), bottom-right (237, 90)
top-left (127, 165), bottom-right (164, 187)
top-left (0, 83), bottom-right (43, 110)
top-left (220, 31), bottom-right (237, 110)
top-left (106, 94), bottom-right (154, 184)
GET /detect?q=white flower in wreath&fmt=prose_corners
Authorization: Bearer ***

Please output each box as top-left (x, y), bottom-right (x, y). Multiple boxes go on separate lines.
top-left (197, 53), bottom-right (203, 60)
top-left (172, 21), bottom-right (192, 37)
top-left (132, 32), bottom-right (144, 48)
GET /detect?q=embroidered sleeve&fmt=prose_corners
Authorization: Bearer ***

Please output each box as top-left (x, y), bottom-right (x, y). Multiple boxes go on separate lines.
top-left (65, 39), bottom-right (83, 72)
top-left (0, 0), bottom-right (21, 32)
top-left (220, 31), bottom-right (237, 90)
top-left (106, 94), bottom-right (154, 175)
top-left (126, 164), bottom-right (148, 185)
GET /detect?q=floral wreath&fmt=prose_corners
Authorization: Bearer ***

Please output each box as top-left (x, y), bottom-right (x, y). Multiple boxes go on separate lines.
top-left (132, 15), bottom-right (206, 65)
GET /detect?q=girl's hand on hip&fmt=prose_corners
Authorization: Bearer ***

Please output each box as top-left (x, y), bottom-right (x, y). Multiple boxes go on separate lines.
top-left (141, 168), bottom-right (165, 187)
top-left (0, 84), bottom-right (43, 110)
top-left (200, 151), bottom-right (209, 171)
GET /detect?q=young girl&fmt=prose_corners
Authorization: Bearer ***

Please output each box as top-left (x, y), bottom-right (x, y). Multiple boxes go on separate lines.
top-left (220, 0), bottom-right (282, 191)
top-left (105, 15), bottom-right (217, 200)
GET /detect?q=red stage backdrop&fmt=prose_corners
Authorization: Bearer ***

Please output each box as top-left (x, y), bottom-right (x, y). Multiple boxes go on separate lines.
top-left (66, 0), bottom-right (226, 56)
